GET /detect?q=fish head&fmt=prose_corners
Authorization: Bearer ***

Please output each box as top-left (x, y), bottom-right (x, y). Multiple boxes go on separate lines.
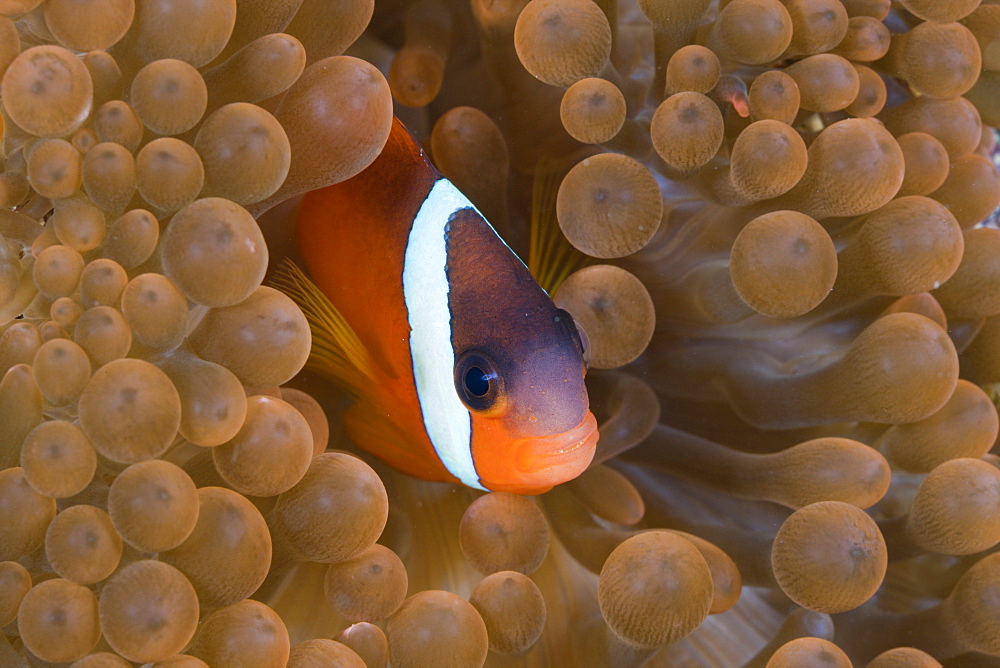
top-left (455, 308), bottom-right (598, 494)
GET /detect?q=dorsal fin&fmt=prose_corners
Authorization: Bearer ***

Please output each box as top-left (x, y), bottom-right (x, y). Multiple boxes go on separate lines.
top-left (384, 118), bottom-right (432, 171)
top-left (341, 118), bottom-right (438, 195)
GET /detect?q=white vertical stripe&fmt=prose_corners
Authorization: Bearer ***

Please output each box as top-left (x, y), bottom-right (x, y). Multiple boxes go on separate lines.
top-left (402, 178), bottom-right (487, 490)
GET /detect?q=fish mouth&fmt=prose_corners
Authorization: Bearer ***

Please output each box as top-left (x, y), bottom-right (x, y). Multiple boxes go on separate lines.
top-left (512, 411), bottom-right (599, 481)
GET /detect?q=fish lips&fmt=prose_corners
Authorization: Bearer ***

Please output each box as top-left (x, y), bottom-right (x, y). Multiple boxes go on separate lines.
top-left (509, 411), bottom-right (599, 493)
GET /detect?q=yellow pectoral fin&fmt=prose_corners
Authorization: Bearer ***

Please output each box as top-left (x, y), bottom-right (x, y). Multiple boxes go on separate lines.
top-left (270, 260), bottom-right (379, 396)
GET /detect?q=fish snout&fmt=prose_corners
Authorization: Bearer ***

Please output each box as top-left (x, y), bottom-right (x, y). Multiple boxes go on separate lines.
top-left (510, 411), bottom-right (599, 492)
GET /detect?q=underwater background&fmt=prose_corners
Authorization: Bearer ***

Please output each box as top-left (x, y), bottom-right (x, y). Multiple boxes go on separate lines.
top-left (0, 0), bottom-right (999, 665)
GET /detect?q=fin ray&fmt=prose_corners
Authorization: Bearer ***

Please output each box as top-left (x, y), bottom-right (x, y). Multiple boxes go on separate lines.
top-left (527, 161), bottom-right (593, 295)
top-left (270, 260), bottom-right (379, 394)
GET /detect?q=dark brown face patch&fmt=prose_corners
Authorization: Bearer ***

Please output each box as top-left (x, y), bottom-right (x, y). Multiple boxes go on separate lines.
top-left (445, 207), bottom-right (589, 437)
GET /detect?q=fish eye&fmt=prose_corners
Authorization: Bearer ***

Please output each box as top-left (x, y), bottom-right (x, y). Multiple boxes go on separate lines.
top-left (464, 366), bottom-right (492, 397)
top-left (454, 351), bottom-right (504, 413)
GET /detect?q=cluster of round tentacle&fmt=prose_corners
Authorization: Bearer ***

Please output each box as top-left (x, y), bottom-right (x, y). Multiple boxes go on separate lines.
top-left (0, 0), bottom-right (998, 665)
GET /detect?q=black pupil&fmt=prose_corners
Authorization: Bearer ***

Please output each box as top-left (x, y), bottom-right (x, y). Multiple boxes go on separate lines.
top-left (464, 366), bottom-right (490, 397)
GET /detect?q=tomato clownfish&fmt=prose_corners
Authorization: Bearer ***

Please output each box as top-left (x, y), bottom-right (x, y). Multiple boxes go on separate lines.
top-left (275, 119), bottom-right (598, 494)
